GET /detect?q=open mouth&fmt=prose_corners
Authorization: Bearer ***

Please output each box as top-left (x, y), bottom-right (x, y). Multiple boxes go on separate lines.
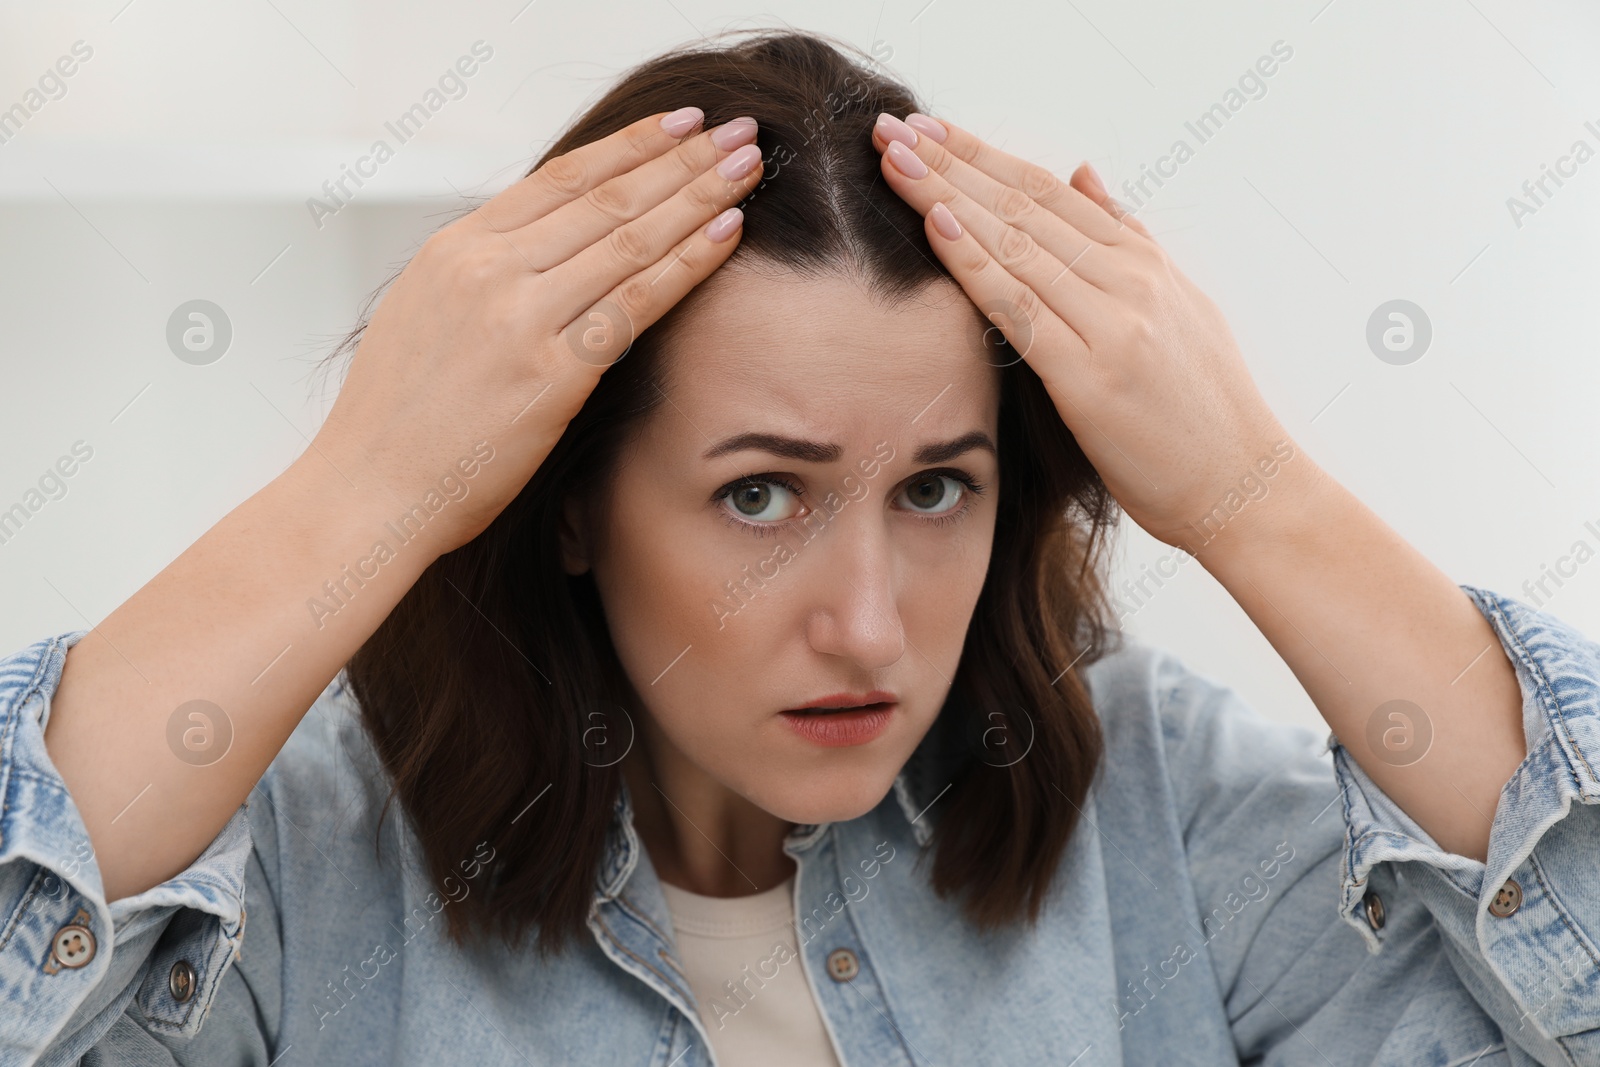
top-left (779, 702), bottom-right (897, 746)
top-left (784, 701), bottom-right (895, 715)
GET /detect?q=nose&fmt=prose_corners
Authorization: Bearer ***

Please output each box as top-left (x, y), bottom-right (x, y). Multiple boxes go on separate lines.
top-left (802, 518), bottom-right (906, 671)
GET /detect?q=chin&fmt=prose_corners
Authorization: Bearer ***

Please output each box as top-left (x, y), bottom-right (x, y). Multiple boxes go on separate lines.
top-left (749, 769), bottom-right (901, 827)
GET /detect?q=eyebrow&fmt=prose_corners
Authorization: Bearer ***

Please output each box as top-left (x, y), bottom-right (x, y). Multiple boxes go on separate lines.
top-left (701, 429), bottom-right (997, 465)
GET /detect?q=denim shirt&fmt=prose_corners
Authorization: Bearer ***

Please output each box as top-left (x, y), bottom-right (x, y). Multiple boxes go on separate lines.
top-left (1, 582), bottom-right (1597, 1066)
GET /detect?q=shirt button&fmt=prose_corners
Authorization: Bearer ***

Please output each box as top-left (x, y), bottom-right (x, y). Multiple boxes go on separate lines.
top-left (1489, 878), bottom-right (1523, 918)
top-left (825, 947), bottom-right (860, 982)
top-left (1363, 892), bottom-right (1386, 931)
top-left (169, 960), bottom-right (197, 1002)
top-left (51, 922), bottom-right (97, 969)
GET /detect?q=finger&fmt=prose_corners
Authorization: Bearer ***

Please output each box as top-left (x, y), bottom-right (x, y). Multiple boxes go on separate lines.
top-left (876, 135), bottom-right (1116, 347)
top-left (878, 112), bottom-right (1135, 249)
top-left (511, 116), bottom-right (759, 270)
top-left (548, 143), bottom-right (764, 327)
top-left (1069, 163), bottom-right (1154, 241)
top-left (560, 206), bottom-right (746, 368)
top-left (473, 109), bottom-right (707, 234)
top-left (873, 114), bottom-right (1123, 294)
top-left (919, 200), bottom-right (1093, 385)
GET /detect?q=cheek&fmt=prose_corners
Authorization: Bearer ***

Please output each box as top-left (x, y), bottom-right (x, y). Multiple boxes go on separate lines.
top-left (597, 521), bottom-right (711, 658)
top-left (592, 505), bottom-right (759, 708)
top-left (902, 518), bottom-right (996, 640)
top-left (597, 530), bottom-right (772, 772)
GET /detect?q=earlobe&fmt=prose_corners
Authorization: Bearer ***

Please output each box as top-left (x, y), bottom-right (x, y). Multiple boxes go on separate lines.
top-left (558, 496), bottom-right (591, 575)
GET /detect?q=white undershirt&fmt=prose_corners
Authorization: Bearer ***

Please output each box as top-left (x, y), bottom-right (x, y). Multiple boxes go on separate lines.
top-left (659, 873), bottom-right (843, 1067)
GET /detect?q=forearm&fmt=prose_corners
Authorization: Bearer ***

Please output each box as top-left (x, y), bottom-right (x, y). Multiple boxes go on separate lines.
top-left (44, 449), bottom-right (442, 902)
top-left (1191, 448), bottom-right (1524, 863)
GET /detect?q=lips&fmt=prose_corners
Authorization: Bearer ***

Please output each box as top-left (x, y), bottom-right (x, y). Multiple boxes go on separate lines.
top-left (785, 701), bottom-right (895, 714)
top-left (785, 690), bottom-right (898, 713)
top-left (779, 702), bottom-right (896, 746)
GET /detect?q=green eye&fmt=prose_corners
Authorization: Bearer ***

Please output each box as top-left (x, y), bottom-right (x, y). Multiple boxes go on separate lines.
top-left (713, 468), bottom-right (985, 537)
top-left (720, 476), bottom-right (805, 525)
top-left (898, 474), bottom-right (965, 516)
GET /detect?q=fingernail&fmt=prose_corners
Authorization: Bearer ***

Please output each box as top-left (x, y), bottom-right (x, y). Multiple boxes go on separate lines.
top-left (1081, 162), bottom-right (1107, 200)
top-left (706, 207), bottom-right (743, 242)
top-left (874, 112), bottom-right (917, 148)
top-left (716, 142), bottom-right (762, 180)
top-left (885, 140), bottom-right (928, 179)
top-left (661, 107), bottom-right (704, 138)
top-left (905, 113), bottom-right (947, 143)
top-left (711, 116), bottom-right (759, 151)
top-left (930, 201), bottom-right (961, 240)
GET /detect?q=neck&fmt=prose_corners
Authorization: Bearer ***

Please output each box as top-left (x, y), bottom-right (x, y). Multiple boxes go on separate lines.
top-left (622, 723), bottom-right (795, 898)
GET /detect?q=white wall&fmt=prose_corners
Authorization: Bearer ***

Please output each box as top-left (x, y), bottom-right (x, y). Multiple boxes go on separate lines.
top-left (2, 0), bottom-right (1597, 734)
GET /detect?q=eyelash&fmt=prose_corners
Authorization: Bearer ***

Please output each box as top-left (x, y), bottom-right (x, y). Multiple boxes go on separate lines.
top-left (713, 468), bottom-right (988, 539)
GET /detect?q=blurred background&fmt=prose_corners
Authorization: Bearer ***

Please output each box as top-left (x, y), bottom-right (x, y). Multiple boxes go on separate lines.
top-left (2, 0), bottom-right (1597, 734)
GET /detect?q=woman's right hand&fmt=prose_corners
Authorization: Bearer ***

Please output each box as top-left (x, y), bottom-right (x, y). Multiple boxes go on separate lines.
top-left (39, 109), bottom-right (762, 907)
top-left (310, 108), bottom-right (764, 555)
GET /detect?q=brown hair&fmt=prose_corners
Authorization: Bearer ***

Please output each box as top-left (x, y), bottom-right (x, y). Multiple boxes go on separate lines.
top-left (322, 27), bottom-right (1121, 956)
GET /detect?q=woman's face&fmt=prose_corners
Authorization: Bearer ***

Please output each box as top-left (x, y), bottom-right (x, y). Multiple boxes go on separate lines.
top-left (563, 267), bottom-right (1002, 827)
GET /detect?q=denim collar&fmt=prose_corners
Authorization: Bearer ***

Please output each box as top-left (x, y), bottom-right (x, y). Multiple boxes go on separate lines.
top-left (592, 705), bottom-right (971, 903)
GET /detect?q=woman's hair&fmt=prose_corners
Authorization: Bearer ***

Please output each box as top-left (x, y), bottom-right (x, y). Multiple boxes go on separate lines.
top-left (319, 27), bottom-right (1122, 956)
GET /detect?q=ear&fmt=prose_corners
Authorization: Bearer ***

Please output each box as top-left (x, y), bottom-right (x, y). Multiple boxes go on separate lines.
top-left (558, 495), bottom-right (592, 575)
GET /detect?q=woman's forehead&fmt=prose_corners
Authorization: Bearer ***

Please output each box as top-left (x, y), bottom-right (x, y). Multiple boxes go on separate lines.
top-left (657, 268), bottom-right (1001, 410)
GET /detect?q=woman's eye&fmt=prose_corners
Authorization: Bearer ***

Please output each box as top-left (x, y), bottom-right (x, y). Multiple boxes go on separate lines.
top-left (715, 469), bottom-right (981, 536)
top-left (897, 474), bottom-right (966, 516)
top-left (720, 478), bottom-right (804, 523)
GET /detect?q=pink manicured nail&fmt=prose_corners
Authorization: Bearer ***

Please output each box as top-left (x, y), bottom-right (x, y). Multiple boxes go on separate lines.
top-left (660, 107), bottom-right (704, 137)
top-left (711, 116), bottom-right (758, 150)
top-left (930, 201), bottom-right (961, 240)
top-left (706, 207), bottom-right (743, 242)
top-left (716, 143), bottom-right (762, 179)
top-left (874, 112), bottom-right (917, 148)
top-left (906, 113), bottom-right (947, 143)
top-left (885, 140), bottom-right (928, 178)
top-left (1081, 162), bottom-right (1109, 200)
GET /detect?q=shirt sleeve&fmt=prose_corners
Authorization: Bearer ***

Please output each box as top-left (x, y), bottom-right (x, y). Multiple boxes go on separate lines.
top-left (1327, 584), bottom-right (1600, 1058)
top-left (0, 628), bottom-right (274, 1064)
top-left (1153, 582), bottom-right (1600, 1066)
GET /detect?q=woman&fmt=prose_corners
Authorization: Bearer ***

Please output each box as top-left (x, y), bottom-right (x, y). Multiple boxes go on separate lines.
top-left (3, 27), bottom-right (1597, 1066)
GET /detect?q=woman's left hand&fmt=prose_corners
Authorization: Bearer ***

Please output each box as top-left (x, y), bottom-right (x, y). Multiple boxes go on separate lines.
top-left (871, 111), bottom-right (1308, 554)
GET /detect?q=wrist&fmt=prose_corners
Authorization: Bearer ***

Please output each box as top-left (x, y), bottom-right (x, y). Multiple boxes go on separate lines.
top-left (1176, 436), bottom-right (1334, 570)
top-left (276, 446), bottom-right (451, 576)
